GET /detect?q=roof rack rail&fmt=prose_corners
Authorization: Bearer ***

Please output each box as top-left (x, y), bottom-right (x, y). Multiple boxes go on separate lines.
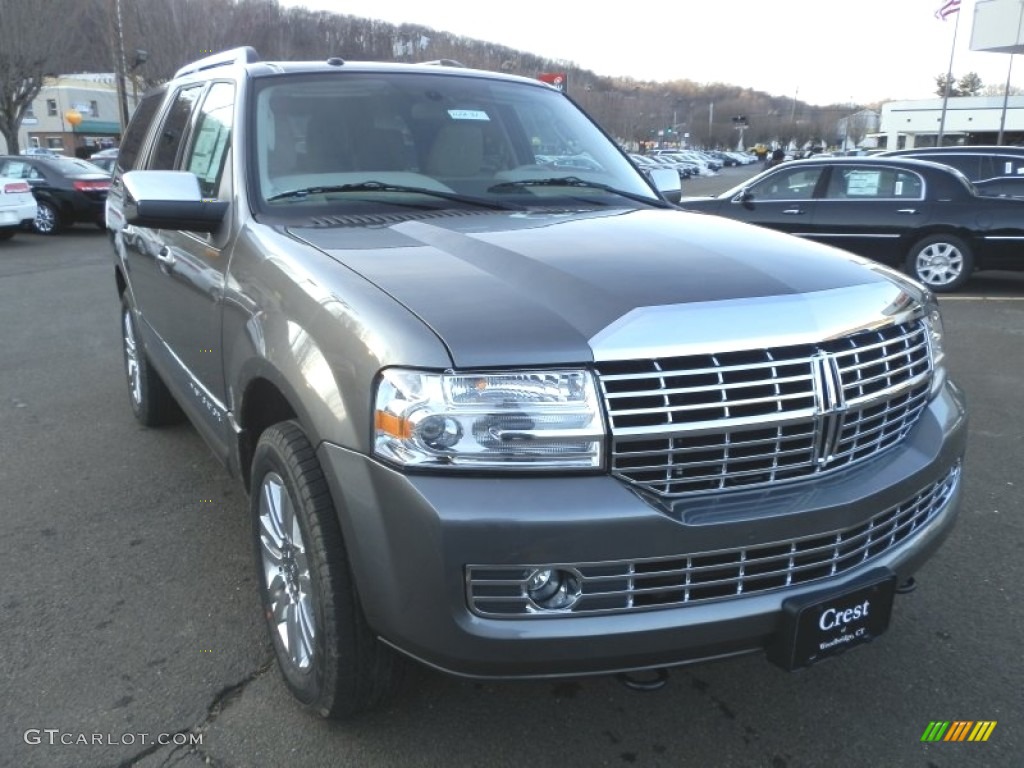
top-left (174, 47), bottom-right (261, 79)
top-left (419, 59), bottom-right (466, 68)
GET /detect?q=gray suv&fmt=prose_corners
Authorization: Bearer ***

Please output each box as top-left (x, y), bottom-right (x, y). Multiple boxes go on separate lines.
top-left (107, 47), bottom-right (967, 718)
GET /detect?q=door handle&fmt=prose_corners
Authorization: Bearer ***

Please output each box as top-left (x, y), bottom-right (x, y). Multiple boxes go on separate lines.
top-left (156, 247), bottom-right (176, 267)
top-left (896, 208), bottom-right (918, 214)
top-left (782, 208), bottom-right (805, 215)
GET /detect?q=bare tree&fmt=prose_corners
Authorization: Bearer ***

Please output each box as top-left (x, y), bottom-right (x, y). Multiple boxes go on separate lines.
top-left (982, 82), bottom-right (1024, 97)
top-left (0, 0), bottom-right (88, 153)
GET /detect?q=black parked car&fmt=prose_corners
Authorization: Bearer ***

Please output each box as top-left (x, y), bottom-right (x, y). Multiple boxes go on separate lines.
top-left (878, 145), bottom-right (1024, 198)
top-left (0, 155), bottom-right (111, 234)
top-left (678, 156), bottom-right (1024, 291)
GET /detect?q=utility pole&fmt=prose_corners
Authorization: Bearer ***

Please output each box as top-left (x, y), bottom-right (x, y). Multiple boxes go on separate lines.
top-left (110, 0), bottom-right (130, 132)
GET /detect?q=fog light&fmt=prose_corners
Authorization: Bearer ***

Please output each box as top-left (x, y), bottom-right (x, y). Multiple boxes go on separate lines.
top-left (525, 568), bottom-right (581, 610)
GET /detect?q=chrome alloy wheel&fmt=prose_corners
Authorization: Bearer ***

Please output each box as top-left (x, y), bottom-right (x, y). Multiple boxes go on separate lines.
top-left (915, 241), bottom-right (965, 288)
top-left (122, 308), bottom-right (142, 407)
top-left (34, 202), bottom-right (57, 234)
top-left (258, 472), bottom-right (316, 672)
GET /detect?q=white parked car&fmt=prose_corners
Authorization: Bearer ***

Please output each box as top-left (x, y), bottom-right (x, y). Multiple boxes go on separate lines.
top-left (0, 174), bottom-right (37, 241)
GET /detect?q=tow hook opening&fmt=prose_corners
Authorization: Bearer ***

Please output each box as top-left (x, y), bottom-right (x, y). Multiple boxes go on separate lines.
top-left (896, 576), bottom-right (917, 594)
top-left (616, 668), bottom-right (670, 692)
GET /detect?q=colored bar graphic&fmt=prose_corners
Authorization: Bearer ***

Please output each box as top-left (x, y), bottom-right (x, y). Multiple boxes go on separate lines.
top-left (921, 721), bottom-right (950, 741)
top-left (945, 721), bottom-right (972, 741)
top-left (969, 722), bottom-right (997, 742)
top-left (921, 720), bottom-right (996, 742)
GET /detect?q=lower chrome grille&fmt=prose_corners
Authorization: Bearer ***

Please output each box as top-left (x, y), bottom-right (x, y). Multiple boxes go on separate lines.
top-left (466, 463), bottom-right (959, 618)
top-left (598, 321), bottom-right (933, 497)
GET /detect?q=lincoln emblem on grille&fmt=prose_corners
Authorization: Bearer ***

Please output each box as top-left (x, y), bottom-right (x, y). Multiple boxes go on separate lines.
top-left (812, 352), bottom-right (848, 466)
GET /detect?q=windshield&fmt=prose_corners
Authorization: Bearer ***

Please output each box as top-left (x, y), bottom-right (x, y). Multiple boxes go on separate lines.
top-left (252, 71), bottom-right (659, 213)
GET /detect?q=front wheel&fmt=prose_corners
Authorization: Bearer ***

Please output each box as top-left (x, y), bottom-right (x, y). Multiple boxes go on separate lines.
top-left (906, 235), bottom-right (973, 292)
top-left (251, 421), bottom-right (400, 719)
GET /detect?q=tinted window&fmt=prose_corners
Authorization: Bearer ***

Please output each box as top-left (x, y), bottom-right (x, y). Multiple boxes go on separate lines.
top-left (750, 167), bottom-right (823, 200)
top-left (925, 154), bottom-right (979, 179)
top-left (118, 90), bottom-right (165, 172)
top-left (185, 82), bottom-right (234, 198)
top-left (151, 85), bottom-right (203, 171)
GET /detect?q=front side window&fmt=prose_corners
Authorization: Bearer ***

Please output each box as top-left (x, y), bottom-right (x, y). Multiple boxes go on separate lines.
top-left (252, 72), bottom-right (658, 214)
top-left (185, 82), bottom-right (234, 198)
top-left (750, 167), bottom-right (823, 200)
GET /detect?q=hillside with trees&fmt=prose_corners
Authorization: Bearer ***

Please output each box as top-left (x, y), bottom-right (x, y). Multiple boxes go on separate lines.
top-left (3, 0), bottom-right (888, 152)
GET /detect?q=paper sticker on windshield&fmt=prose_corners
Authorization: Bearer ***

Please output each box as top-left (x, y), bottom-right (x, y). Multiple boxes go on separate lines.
top-left (448, 109), bottom-right (490, 121)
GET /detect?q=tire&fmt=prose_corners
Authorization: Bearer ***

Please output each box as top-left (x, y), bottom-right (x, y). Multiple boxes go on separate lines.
top-left (906, 234), bottom-right (973, 293)
top-left (251, 421), bottom-right (400, 719)
top-left (120, 293), bottom-right (184, 426)
top-left (33, 200), bottom-right (63, 235)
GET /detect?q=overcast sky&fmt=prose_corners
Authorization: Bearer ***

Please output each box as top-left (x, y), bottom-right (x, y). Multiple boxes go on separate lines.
top-left (283, 0), bottom-right (1021, 106)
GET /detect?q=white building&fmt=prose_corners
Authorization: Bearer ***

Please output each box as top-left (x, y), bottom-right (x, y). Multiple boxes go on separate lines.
top-left (2, 74), bottom-right (139, 157)
top-left (879, 96), bottom-right (1024, 149)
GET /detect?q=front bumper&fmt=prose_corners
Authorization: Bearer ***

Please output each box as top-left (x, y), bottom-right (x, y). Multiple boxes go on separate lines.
top-left (317, 379), bottom-right (967, 679)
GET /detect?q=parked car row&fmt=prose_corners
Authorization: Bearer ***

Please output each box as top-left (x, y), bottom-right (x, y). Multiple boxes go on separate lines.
top-left (0, 154), bottom-right (112, 235)
top-left (878, 145), bottom-right (1024, 198)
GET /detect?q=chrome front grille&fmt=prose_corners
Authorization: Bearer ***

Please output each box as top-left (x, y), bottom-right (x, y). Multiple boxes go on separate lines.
top-left (467, 463), bottom-right (960, 618)
top-left (598, 321), bottom-right (932, 497)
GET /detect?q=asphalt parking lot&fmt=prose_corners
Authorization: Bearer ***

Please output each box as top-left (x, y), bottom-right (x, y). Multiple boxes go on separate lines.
top-left (2, 218), bottom-right (1021, 768)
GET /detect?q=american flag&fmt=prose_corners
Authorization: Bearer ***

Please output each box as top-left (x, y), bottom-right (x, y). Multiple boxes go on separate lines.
top-left (935, 0), bottom-right (961, 20)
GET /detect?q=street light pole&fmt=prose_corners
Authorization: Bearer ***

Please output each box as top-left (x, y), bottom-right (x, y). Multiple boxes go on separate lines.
top-left (937, 9), bottom-right (961, 146)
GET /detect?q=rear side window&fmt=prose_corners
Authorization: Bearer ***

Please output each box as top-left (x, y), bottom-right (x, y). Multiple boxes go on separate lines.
top-left (824, 167), bottom-right (923, 199)
top-left (117, 90), bottom-right (165, 172)
top-left (150, 85), bottom-right (203, 171)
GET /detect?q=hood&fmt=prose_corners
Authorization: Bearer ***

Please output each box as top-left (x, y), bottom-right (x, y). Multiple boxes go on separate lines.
top-left (287, 208), bottom-right (904, 368)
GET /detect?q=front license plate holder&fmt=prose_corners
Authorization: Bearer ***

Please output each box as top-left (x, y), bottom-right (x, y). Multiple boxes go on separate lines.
top-left (767, 569), bottom-right (897, 671)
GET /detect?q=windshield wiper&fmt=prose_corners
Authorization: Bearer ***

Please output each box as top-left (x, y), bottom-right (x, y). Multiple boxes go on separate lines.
top-left (267, 181), bottom-right (519, 209)
top-left (487, 176), bottom-right (669, 207)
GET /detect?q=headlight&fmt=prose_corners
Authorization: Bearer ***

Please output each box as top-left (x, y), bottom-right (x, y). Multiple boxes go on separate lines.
top-left (922, 295), bottom-right (947, 397)
top-left (373, 368), bottom-right (605, 469)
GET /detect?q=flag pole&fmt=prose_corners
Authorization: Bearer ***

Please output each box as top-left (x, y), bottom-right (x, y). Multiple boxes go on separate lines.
top-left (937, 8), bottom-right (961, 146)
